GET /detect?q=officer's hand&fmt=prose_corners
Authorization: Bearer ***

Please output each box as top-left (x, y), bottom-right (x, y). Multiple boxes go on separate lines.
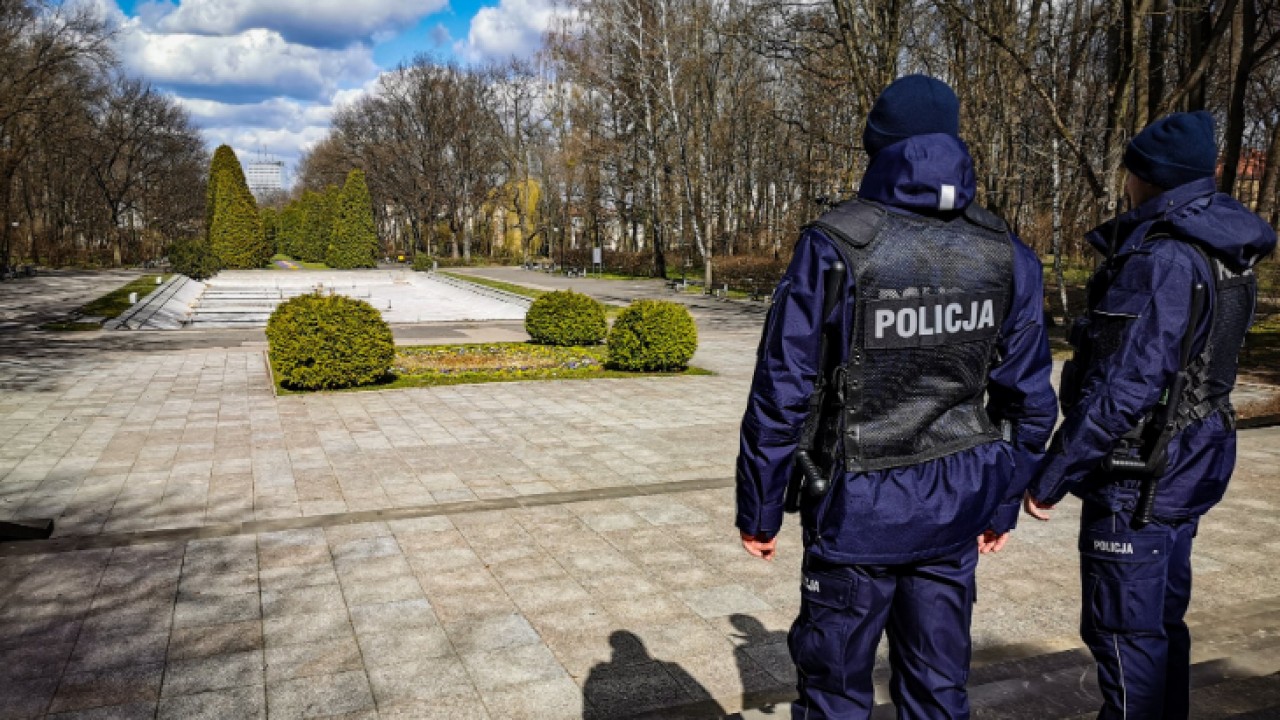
top-left (977, 530), bottom-right (1010, 554)
top-left (1023, 491), bottom-right (1054, 521)
top-left (740, 531), bottom-right (778, 562)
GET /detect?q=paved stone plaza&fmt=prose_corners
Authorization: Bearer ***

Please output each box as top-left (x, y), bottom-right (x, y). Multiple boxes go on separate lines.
top-left (1, 269), bottom-right (1279, 719)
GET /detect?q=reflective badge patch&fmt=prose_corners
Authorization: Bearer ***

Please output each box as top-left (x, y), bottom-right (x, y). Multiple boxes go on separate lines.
top-left (939, 184), bottom-right (956, 212)
top-left (800, 570), bottom-right (854, 609)
top-left (1091, 540), bottom-right (1134, 555)
top-left (864, 291), bottom-right (1004, 348)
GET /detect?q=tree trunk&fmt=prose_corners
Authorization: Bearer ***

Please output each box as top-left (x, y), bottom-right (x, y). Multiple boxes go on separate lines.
top-left (1179, 0), bottom-right (1212, 110)
top-left (1148, 0), bottom-right (1168, 121)
top-left (1257, 121), bottom-right (1280, 225)
top-left (1220, 0), bottom-right (1257, 195)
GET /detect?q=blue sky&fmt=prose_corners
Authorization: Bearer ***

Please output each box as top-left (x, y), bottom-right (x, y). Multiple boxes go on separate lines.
top-left (92, 0), bottom-right (566, 182)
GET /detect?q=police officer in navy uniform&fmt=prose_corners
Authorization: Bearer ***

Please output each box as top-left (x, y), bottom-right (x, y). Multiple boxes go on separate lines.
top-left (1025, 111), bottom-right (1277, 720)
top-left (736, 75), bottom-right (1058, 719)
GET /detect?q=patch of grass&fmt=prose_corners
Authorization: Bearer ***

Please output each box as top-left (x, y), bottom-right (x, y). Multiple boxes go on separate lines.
top-left (270, 254), bottom-right (328, 270)
top-left (441, 272), bottom-right (547, 299)
top-left (1043, 262), bottom-right (1094, 288)
top-left (39, 321), bottom-right (102, 332)
top-left (79, 275), bottom-right (169, 319)
top-left (268, 256), bottom-right (327, 270)
top-left (443, 272), bottom-right (628, 318)
top-left (274, 341), bottom-right (711, 394)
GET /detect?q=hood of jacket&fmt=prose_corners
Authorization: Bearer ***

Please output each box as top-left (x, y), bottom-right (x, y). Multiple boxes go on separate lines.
top-left (857, 133), bottom-right (978, 215)
top-left (1089, 177), bottom-right (1277, 269)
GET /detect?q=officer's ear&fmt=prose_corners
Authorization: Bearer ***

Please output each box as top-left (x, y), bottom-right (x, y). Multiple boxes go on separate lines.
top-left (1123, 173), bottom-right (1162, 208)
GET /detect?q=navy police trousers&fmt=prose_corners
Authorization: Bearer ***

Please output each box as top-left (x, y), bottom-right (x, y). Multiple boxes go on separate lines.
top-left (1079, 502), bottom-right (1198, 720)
top-left (788, 546), bottom-right (978, 719)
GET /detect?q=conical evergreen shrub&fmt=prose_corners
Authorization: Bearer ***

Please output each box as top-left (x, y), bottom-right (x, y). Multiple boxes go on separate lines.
top-left (210, 174), bottom-right (266, 269)
top-left (206, 145), bottom-right (268, 268)
top-left (204, 145), bottom-right (243, 241)
top-left (299, 189), bottom-right (335, 264)
top-left (326, 169), bottom-right (379, 269)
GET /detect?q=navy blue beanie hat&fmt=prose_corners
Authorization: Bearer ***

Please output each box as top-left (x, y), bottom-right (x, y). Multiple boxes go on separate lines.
top-left (1124, 110), bottom-right (1217, 189)
top-left (863, 75), bottom-right (960, 156)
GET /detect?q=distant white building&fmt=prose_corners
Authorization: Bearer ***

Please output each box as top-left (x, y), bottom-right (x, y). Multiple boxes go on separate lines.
top-left (246, 160), bottom-right (284, 198)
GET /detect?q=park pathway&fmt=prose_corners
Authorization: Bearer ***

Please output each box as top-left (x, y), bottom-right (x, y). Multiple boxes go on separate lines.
top-left (1, 268), bottom-right (1278, 718)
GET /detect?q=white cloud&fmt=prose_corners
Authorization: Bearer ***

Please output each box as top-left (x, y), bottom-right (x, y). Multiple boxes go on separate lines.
top-left (119, 25), bottom-right (377, 102)
top-left (176, 96), bottom-right (333, 131)
top-left (148, 0), bottom-right (449, 48)
top-left (457, 0), bottom-right (575, 63)
top-left (205, 124), bottom-right (332, 164)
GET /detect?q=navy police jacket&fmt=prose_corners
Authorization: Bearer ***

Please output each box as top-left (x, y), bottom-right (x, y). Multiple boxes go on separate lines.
top-left (735, 134), bottom-right (1058, 564)
top-left (1029, 177), bottom-right (1276, 519)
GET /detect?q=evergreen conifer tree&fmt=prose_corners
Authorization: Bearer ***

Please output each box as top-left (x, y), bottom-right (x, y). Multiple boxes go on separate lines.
top-left (206, 145), bottom-right (268, 268)
top-left (204, 145), bottom-right (239, 241)
top-left (299, 190), bottom-right (334, 264)
top-left (261, 207), bottom-right (279, 258)
top-left (326, 169), bottom-right (379, 269)
top-left (210, 172), bottom-right (266, 269)
top-left (279, 202), bottom-right (304, 259)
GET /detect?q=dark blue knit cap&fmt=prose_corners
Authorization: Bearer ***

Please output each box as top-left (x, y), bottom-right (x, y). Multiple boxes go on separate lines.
top-left (862, 75), bottom-right (960, 156)
top-left (1124, 111), bottom-right (1217, 189)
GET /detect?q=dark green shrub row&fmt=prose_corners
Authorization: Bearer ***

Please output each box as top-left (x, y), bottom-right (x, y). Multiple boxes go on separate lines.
top-left (410, 254), bottom-right (495, 271)
top-left (556, 248), bottom-right (657, 277)
top-left (266, 292), bottom-right (395, 390)
top-left (607, 300), bottom-right (698, 371)
top-left (710, 256), bottom-right (788, 294)
top-left (525, 291), bottom-right (607, 346)
top-left (552, 248), bottom-right (787, 294)
top-left (434, 255), bottom-right (491, 268)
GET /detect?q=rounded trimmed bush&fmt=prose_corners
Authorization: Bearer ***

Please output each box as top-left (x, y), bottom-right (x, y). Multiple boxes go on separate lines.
top-left (525, 290), bottom-right (608, 346)
top-left (411, 253), bottom-right (434, 272)
top-left (266, 292), bottom-right (395, 390)
top-left (167, 236), bottom-right (221, 281)
top-left (607, 300), bottom-right (698, 371)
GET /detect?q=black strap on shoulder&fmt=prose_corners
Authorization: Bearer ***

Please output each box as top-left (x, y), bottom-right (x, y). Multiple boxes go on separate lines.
top-left (805, 199), bottom-right (885, 249)
top-left (962, 203), bottom-right (1008, 233)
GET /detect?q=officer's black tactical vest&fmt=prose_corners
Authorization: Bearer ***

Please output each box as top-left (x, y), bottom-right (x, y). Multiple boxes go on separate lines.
top-left (810, 199), bottom-right (1015, 472)
top-left (1181, 247), bottom-right (1257, 429)
top-left (1061, 231), bottom-right (1257, 432)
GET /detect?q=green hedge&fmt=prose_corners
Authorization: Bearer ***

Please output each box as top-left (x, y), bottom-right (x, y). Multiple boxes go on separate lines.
top-left (266, 292), bottom-right (395, 390)
top-left (525, 290), bottom-right (607, 346)
top-left (607, 300), bottom-right (698, 371)
top-left (411, 253), bottom-right (434, 272)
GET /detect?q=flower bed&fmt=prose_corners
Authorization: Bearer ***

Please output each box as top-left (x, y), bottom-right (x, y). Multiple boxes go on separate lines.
top-left (275, 341), bottom-right (711, 394)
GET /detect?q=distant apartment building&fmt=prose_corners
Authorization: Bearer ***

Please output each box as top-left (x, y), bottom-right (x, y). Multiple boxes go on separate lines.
top-left (246, 159), bottom-right (284, 199)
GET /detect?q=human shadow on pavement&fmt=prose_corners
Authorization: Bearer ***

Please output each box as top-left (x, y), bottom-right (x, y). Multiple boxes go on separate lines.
top-left (582, 630), bottom-right (727, 719)
top-left (729, 613), bottom-right (794, 716)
